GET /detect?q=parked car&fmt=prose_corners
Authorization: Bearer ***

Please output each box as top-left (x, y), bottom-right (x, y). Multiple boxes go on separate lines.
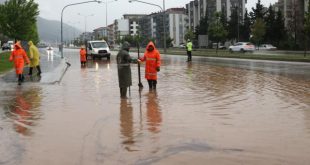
top-left (2, 43), bottom-right (11, 51)
top-left (258, 44), bottom-right (277, 50)
top-left (179, 43), bottom-right (186, 48)
top-left (87, 40), bottom-right (111, 60)
top-left (212, 43), bottom-right (226, 49)
top-left (228, 42), bottom-right (255, 53)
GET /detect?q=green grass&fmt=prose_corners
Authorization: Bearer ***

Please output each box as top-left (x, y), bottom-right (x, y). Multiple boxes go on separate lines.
top-left (0, 52), bottom-right (13, 74)
top-left (129, 48), bottom-right (310, 63)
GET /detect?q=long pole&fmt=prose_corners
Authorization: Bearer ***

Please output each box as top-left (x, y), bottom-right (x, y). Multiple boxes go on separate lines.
top-left (61, 0), bottom-right (100, 58)
top-left (137, 41), bottom-right (143, 89)
top-left (163, 0), bottom-right (166, 53)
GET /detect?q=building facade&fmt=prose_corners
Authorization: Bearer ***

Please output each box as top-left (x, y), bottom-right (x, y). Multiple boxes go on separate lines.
top-left (124, 14), bottom-right (147, 36)
top-left (186, 0), bottom-right (246, 31)
top-left (93, 27), bottom-right (108, 40)
top-left (138, 8), bottom-right (188, 48)
top-left (114, 19), bottom-right (130, 42)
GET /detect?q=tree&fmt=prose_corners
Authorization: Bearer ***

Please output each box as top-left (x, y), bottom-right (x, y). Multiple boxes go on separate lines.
top-left (304, 0), bottom-right (310, 56)
top-left (0, 0), bottom-right (39, 42)
top-left (185, 29), bottom-right (195, 42)
top-left (228, 7), bottom-right (239, 40)
top-left (251, 18), bottom-right (266, 48)
top-left (240, 9), bottom-right (251, 41)
top-left (250, 0), bottom-right (265, 24)
top-left (208, 12), bottom-right (228, 54)
top-left (274, 10), bottom-right (286, 47)
top-left (264, 5), bottom-right (276, 44)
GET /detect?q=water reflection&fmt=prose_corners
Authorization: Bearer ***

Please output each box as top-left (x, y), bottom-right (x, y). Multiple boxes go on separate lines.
top-left (5, 87), bottom-right (42, 136)
top-left (119, 99), bottom-right (135, 151)
top-left (46, 49), bottom-right (54, 61)
top-left (146, 91), bottom-right (162, 134)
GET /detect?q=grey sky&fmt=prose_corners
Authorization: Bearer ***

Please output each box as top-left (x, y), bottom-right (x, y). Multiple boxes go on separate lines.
top-left (35, 0), bottom-right (277, 32)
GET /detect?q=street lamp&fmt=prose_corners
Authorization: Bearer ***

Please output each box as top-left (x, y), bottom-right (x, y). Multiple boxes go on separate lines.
top-left (61, 0), bottom-right (102, 58)
top-left (128, 0), bottom-right (167, 53)
top-left (101, 0), bottom-right (117, 42)
top-left (78, 13), bottom-right (94, 42)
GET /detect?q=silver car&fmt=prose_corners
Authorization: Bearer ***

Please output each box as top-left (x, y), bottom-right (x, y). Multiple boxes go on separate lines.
top-left (229, 42), bottom-right (255, 53)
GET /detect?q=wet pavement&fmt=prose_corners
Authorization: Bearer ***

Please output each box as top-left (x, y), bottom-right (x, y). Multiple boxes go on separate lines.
top-left (0, 49), bottom-right (310, 165)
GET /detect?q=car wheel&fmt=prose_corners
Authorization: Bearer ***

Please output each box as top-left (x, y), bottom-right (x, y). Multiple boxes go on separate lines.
top-left (229, 49), bottom-right (233, 53)
top-left (240, 49), bottom-right (245, 53)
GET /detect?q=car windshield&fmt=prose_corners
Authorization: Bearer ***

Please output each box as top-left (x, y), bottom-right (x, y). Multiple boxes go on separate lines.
top-left (91, 42), bottom-right (108, 48)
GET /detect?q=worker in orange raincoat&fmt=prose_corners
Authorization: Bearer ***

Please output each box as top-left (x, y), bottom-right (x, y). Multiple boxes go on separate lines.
top-left (139, 41), bottom-right (161, 90)
top-left (80, 45), bottom-right (87, 66)
top-left (10, 42), bottom-right (30, 85)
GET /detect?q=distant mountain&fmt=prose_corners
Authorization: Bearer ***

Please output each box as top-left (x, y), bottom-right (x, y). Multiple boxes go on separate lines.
top-left (37, 17), bottom-right (82, 43)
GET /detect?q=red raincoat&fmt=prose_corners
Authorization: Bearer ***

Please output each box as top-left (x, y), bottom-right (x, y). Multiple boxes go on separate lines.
top-left (10, 44), bottom-right (30, 74)
top-left (80, 48), bottom-right (87, 62)
top-left (140, 42), bottom-right (161, 80)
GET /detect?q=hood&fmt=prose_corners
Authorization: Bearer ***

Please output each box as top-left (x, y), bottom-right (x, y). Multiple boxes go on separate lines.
top-left (28, 41), bottom-right (34, 46)
top-left (146, 41), bottom-right (156, 51)
top-left (121, 41), bottom-right (130, 51)
top-left (14, 43), bottom-right (22, 49)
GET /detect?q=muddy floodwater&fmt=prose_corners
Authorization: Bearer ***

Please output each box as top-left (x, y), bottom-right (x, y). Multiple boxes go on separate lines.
top-left (1, 49), bottom-right (310, 165)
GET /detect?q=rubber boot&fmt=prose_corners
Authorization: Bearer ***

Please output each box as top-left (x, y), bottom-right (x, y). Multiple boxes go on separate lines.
top-left (36, 65), bottom-right (42, 76)
top-left (28, 67), bottom-right (33, 76)
top-left (152, 80), bottom-right (157, 90)
top-left (148, 80), bottom-right (153, 90)
top-left (120, 88), bottom-right (127, 98)
top-left (18, 74), bottom-right (22, 85)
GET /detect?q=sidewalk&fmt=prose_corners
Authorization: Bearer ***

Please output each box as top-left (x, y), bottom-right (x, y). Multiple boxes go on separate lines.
top-left (1, 50), bottom-right (64, 83)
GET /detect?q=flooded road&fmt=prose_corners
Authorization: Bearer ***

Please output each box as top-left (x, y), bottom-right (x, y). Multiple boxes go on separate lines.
top-left (1, 49), bottom-right (310, 165)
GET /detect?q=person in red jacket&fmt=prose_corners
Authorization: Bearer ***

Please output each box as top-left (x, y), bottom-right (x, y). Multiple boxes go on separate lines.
top-left (10, 42), bottom-right (30, 85)
top-left (80, 45), bottom-right (87, 66)
top-left (139, 41), bottom-right (161, 90)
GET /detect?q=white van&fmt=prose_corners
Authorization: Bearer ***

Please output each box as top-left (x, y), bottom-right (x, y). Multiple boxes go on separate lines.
top-left (87, 40), bottom-right (111, 60)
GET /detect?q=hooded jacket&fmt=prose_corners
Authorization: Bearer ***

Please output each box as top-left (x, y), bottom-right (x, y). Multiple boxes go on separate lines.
top-left (28, 41), bottom-right (40, 67)
top-left (116, 42), bottom-right (132, 88)
top-left (140, 42), bottom-right (161, 80)
top-left (10, 43), bottom-right (30, 74)
top-left (80, 48), bottom-right (87, 62)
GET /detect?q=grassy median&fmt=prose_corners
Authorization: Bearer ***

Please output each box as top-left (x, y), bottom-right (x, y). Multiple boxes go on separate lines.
top-left (0, 52), bottom-right (13, 74)
top-left (129, 48), bottom-right (310, 63)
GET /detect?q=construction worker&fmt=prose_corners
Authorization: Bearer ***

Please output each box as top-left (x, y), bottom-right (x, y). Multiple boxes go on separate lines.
top-left (28, 41), bottom-right (42, 76)
top-left (138, 41), bottom-right (161, 90)
top-left (80, 45), bottom-right (87, 66)
top-left (10, 41), bottom-right (30, 85)
top-left (116, 42), bottom-right (137, 98)
top-left (186, 39), bottom-right (193, 62)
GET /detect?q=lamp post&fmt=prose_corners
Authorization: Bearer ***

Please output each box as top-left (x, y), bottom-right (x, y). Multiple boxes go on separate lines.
top-left (128, 0), bottom-right (166, 53)
top-left (78, 13), bottom-right (94, 42)
top-left (61, 0), bottom-right (101, 58)
top-left (102, 0), bottom-right (117, 42)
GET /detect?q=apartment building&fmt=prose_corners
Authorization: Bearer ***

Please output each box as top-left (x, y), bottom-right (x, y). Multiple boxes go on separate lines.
top-left (186, 0), bottom-right (246, 31)
top-left (93, 27), bottom-right (108, 40)
top-left (114, 19), bottom-right (130, 42)
top-left (123, 14), bottom-right (147, 36)
top-left (138, 8), bottom-right (188, 48)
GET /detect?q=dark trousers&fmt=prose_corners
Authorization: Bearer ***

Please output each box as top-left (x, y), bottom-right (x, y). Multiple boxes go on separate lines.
top-left (187, 51), bottom-right (192, 61)
top-left (29, 65), bottom-right (42, 76)
top-left (120, 87), bottom-right (128, 98)
top-left (18, 74), bottom-right (25, 85)
top-left (147, 80), bottom-right (157, 90)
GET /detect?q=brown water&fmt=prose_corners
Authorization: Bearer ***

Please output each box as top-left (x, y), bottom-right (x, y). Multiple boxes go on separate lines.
top-left (0, 50), bottom-right (310, 165)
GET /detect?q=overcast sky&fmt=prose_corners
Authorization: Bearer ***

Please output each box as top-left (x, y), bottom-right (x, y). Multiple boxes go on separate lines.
top-left (35, 0), bottom-right (277, 32)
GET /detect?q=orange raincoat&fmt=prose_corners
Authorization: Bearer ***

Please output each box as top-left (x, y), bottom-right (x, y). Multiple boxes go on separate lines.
top-left (80, 48), bottom-right (87, 62)
top-left (10, 44), bottom-right (30, 74)
top-left (140, 42), bottom-right (161, 80)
